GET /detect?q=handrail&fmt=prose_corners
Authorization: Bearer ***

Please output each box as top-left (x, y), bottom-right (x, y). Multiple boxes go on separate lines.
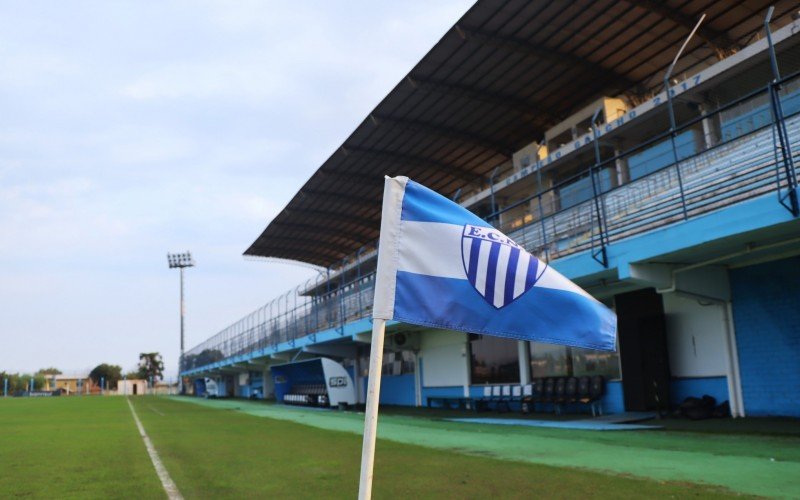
top-left (182, 71), bottom-right (800, 374)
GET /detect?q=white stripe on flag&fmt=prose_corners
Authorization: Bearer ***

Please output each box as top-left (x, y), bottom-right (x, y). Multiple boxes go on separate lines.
top-left (513, 252), bottom-right (529, 299)
top-left (474, 240), bottom-right (491, 295)
top-left (493, 244), bottom-right (511, 308)
top-left (534, 265), bottom-right (597, 301)
top-left (462, 236), bottom-right (472, 272)
top-left (397, 221), bottom-right (465, 279)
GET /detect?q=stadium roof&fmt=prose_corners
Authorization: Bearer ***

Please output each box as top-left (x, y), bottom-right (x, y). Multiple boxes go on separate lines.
top-left (245, 0), bottom-right (798, 268)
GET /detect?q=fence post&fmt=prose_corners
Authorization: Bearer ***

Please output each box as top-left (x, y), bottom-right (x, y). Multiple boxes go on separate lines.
top-left (663, 15), bottom-right (705, 221)
top-left (590, 107), bottom-right (609, 267)
top-left (765, 7), bottom-right (799, 217)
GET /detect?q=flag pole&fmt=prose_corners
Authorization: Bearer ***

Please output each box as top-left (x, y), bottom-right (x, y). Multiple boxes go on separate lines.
top-left (357, 317), bottom-right (387, 500)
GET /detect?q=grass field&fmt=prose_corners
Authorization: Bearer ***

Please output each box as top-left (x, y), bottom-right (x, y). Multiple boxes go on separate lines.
top-left (1, 396), bottom-right (798, 498)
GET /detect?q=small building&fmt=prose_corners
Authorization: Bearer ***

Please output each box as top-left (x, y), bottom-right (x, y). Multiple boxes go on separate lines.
top-left (44, 374), bottom-right (93, 395)
top-left (117, 379), bottom-right (149, 396)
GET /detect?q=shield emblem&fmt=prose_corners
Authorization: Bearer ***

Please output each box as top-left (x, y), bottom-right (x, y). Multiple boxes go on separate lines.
top-left (461, 224), bottom-right (543, 309)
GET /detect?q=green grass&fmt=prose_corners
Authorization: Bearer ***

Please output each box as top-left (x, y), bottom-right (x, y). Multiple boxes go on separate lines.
top-left (0, 397), bottom-right (164, 499)
top-left (134, 397), bottom-right (741, 499)
top-left (172, 397), bottom-right (800, 498)
top-left (2, 396), bottom-right (798, 498)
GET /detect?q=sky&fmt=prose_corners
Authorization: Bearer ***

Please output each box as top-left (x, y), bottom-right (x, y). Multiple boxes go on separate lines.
top-left (0, 0), bottom-right (474, 377)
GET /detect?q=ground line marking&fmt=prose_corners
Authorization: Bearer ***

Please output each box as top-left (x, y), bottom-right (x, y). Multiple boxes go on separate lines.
top-left (127, 398), bottom-right (183, 500)
top-left (148, 404), bottom-right (165, 416)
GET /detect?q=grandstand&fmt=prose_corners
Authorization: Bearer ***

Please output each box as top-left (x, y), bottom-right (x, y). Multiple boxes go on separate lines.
top-left (182, 1), bottom-right (800, 418)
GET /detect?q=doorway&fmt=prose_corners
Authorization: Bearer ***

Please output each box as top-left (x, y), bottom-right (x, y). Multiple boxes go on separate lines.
top-left (616, 288), bottom-right (670, 412)
top-left (133, 383), bottom-right (138, 395)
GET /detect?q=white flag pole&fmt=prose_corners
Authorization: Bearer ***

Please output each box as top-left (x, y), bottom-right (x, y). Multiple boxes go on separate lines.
top-left (358, 176), bottom-right (405, 500)
top-left (357, 317), bottom-right (387, 500)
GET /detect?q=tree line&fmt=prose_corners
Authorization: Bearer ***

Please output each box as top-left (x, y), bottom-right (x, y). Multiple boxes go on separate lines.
top-left (2, 353), bottom-right (165, 393)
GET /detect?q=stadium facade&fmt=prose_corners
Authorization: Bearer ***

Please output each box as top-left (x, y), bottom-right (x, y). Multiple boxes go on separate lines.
top-left (181, 1), bottom-right (800, 418)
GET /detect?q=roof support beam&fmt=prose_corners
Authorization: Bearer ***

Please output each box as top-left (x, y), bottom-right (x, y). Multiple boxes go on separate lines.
top-left (270, 222), bottom-right (368, 247)
top-left (317, 169), bottom-right (385, 189)
top-left (405, 75), bottom-right (560, 125)
top-left (285, 208), bottom-right (378, 231)
top-left (298, 189), bottom-right (378, 207)
top-left (456, 26), bottom-right (637, 91)
top-left (342, 146), bottom-right (484, 185)
top-left (370, 114), bottom-right (514, 157)
top-left (265, 235), bottom-right (359, 254)
top-left (624, 0), bottom-right (740, 58)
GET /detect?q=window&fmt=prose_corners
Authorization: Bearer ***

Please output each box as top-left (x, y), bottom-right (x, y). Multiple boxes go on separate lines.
top-left (529, 342), bottom-right (620, 380)
top-left (381, 351), bottom-right (415, 376)
top-left (470, 334), bottom-right (520, 384)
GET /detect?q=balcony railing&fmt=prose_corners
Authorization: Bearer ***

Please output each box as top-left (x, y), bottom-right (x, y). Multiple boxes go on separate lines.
top-left (182, 72), bottom-right (800, 374)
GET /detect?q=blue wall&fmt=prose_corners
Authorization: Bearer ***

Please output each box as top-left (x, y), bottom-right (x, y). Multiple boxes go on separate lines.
top-left (731, 256), bottom-right (800, 417)
top-left (379, 374), bottom-right (416, 406)
top-left (721, 91), bottom-right (800, 141)
top-left (628, 129), bottom-right (699, 181)
top-left (559, 168), bottom-right (614, 209)
top-left (670, 377), bottom-right (728, 407)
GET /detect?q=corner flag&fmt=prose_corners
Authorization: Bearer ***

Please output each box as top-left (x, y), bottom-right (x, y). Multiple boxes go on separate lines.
top-left (373, 176), bottom-right (616, 350)
top-left (359, 176), bottom-right (617, 500)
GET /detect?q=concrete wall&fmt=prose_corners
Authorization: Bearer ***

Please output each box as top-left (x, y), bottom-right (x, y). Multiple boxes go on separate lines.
top-left (663, 293), bottom-right (728, 378)
top-left (419, 329), bottom-right (469, 388)
top-left (731, 256), bottom-right (800, 417)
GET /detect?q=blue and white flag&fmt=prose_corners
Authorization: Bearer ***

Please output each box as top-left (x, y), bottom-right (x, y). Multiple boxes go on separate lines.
top-left (373, 176), bottom-right (616, 351)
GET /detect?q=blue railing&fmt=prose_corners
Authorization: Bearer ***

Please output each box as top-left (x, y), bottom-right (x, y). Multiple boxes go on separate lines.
top-left (183, 72), bottom-right (800, 375)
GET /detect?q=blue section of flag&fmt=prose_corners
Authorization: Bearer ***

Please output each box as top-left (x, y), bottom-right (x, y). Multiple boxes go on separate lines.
top-left (394, 272), bottom-right (616, 351)
top-left (401, 180), bottom-right (492, 227)
top-left (387, 178), bottom-right (617, 351)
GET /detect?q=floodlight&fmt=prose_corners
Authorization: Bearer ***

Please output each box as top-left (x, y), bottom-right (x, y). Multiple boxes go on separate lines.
top-left (167, 251), bottom-right (195, 394)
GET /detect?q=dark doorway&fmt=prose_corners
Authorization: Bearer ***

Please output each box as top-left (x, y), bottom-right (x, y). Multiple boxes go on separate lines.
top-left (615, 288), bottom-right (670, 412)
top-left (133, 383), bottom-right (138, 395)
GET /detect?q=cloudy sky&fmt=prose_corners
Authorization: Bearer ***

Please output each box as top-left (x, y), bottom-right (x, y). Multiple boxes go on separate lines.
top-left (0, 1), bottom-right (474, 377)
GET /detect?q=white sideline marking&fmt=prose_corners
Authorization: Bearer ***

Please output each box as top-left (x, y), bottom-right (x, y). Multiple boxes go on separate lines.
top-left (127, 398), bottom-right (183, 500)
top-left (148, 405), bottom-right (165, 416)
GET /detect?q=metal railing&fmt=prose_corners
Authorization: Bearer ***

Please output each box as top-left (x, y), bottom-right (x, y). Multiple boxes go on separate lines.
top-left (495, 71), bottom-right (800, 263)
top-left (183, 72), bottom-right (800, 375)
top-left (182, 272), bottom-right (376, 372)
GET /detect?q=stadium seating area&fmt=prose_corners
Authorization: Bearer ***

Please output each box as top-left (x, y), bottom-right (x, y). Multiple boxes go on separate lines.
top-left (283, 384), bottom-right (328, 407)
top-left (426, 376), bottom-right (606, 417)
top-left (507, 109), bottom-right (800, 261)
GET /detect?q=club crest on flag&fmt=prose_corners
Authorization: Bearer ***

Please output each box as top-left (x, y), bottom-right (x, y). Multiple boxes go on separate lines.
top-left (461, 224), bottom-right (544, 309)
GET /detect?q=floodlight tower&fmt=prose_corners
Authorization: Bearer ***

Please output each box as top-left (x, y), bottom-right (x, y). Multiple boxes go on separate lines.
top-left (167, 251), bottom-right (195, 394)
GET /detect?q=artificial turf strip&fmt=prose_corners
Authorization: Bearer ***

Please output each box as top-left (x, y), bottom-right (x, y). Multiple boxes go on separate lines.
top-left (0, 397), bottom-right (166, 499)
top-left (134, 397), bottom-right (739, 499)
top-left (174, 397), bottom-right (800, 498)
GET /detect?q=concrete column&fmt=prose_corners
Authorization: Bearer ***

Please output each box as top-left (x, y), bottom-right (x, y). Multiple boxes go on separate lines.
top-left (262, 369), bottom-right (275, 400)
top-left (462, 340), bottom-right (471, 398)
top-left (518, 341), bottom-right (531, 384)
top-left (354, 351), bottom-right (365, 405)
top-left (413, 350), bottom-right (422, 407)
top-left (723, 302), bottom-right (745, 417)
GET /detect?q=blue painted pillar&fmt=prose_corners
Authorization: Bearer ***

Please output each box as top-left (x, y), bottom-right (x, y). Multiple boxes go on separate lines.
top-left (3, 378), bottom-right (7, 397)
top-left (101, 377), bottom-right (105, 395)
top-left (29, 378), bottom-right (34, 392)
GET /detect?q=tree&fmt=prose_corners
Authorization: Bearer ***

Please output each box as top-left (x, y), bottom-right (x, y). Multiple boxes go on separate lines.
top-left (138, 353), bottom-right (164, 382)
top-left (36, 367), bottom-right (62, 375)
top-left (1, 372), bottom-right (41, 393)
top-left (89, 364), bottom-right (122, 390)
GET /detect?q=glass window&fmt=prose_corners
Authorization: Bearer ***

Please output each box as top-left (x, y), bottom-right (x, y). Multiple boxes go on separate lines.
top-left (529, 343), bottom-right (571, 378)
top-left (529, 342), bottom-right (620, 380)
top-left (571, 347), bottom-right (620, 379)
top-left (381, 351), bottom-right (415, 376)
top-left (470, 334), bottom-right (520, 384)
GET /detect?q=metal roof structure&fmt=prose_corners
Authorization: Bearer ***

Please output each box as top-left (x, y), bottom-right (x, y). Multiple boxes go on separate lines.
top-left (245, 0), bottom-right (798, 268)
